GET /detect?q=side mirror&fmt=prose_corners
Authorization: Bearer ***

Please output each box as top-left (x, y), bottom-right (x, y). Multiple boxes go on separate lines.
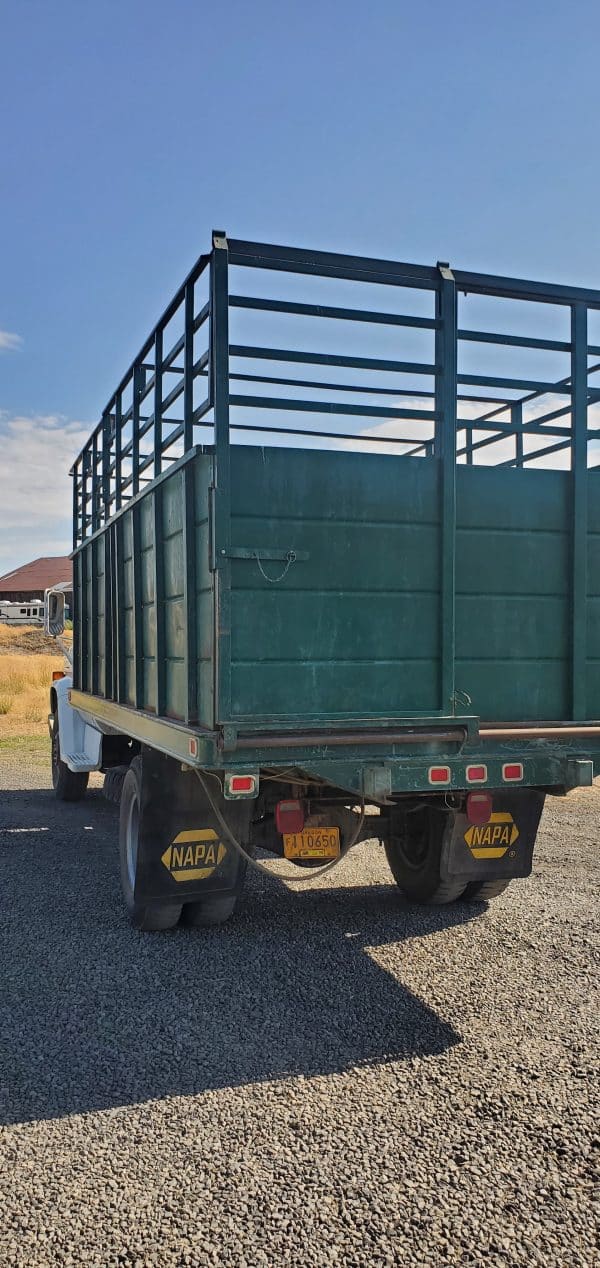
top-left (45, 589), bottom-right (65, 636)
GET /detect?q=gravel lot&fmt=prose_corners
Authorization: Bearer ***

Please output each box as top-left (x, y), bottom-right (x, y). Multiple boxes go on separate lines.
top-left (0, 744), bottom-right (598, 1267)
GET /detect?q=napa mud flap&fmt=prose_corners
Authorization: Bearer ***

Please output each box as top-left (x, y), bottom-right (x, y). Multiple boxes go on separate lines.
top-left (440, 790), bottom-right (546, 885)
top-left (133, 749), bottom-right (251, 903)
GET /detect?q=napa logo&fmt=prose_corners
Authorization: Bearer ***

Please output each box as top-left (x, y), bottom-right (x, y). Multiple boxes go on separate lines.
top-left (161, 829), bottom-right (227, 882)
top-left (464, 812), bottom-right (519, 859)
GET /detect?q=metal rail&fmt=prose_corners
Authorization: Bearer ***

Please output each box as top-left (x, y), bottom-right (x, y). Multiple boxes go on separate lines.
top-left (231, 726), bottom-right (468, 751)
top-left (72, 234), bottom-right (600, 549)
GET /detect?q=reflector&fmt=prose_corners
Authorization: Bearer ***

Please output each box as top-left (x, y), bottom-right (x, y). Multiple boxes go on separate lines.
top-left (224, 772), bottom-right (258, 798)
top-left (466, 764), bottom-right (487, 783)
top-left (428, 766), bottom-right (451, 785)
top-left (230, 775), bottom-right (255, 793)
top-left (503, 763), bottom-right (523, 782)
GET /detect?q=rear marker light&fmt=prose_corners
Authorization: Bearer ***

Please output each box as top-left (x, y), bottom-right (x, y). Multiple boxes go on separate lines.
top-left (503, 762), bottom-right (523, 782)
top-left (466, 764), bottom-right (487, 783)
top-left (225, 773), bottom-right (258, 798)
top-left (52, 670), bottom-right (65, 682)
top-left (189, 738), bottom-right (198, 758)
top-left (428, 766), bottom-right (451, 785)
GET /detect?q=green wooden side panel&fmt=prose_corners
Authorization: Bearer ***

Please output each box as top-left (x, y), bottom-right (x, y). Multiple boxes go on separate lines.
top-left (98, 535), bottom-right (106, 698)
top-left (584, 469), bottom-right (600, 718)
top-left (73, 453), bottom-right (215, 728)
top-left (228, 447), bottom-right (441, 721)
top-left (161, 476), bottom-right (186, 720)
top-left (456, 466), bottom-right (572, 722)
top-left (121, 514), bottom-right (135, 706)
top-left (194, 454), bottom-right (214, 730)
top-left (80, 534), bottom-right (106, 698)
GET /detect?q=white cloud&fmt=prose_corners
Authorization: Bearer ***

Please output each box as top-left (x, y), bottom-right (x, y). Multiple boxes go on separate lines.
top-left (0, 414), bottom-right (90, 573)
top-left (332, 392), bottom-right (600, 470)
top-left (0, 330), bottom-right (22, 351)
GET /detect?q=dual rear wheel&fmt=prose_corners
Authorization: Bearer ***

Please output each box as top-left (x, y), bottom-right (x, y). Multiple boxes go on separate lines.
top-left (119, 757), bottom-right (241, 931)
top-left (384, 805), bottom-right (511, 905)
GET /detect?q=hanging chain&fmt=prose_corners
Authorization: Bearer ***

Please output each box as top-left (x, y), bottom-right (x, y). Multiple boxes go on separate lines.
top-left (254, 549), bottom-right (297, 584)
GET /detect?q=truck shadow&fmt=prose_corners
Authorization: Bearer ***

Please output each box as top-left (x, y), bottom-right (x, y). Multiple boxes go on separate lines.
top-left (0, 787), bottom-right (477, 1125)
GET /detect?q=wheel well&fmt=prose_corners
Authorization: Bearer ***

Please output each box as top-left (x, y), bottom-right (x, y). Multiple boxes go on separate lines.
top-left (101, 734), bottom-right (141, 769)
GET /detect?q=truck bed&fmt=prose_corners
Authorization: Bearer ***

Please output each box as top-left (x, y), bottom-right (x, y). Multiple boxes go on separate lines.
top-left (68, 234), bottom-right (600, 790)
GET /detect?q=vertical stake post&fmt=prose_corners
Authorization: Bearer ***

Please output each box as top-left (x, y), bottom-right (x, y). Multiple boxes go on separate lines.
top-left (154, 327), bottom-right (163, 479)
top-left (132, 364), bottom-right (142, 496)
top-left (115, 392), bottom-right (123, 511)
top-left (571, 302), bottom-right (588, 719)
top-left (184, 281), bottom-right (194, 452)
top-left (512, 401), bottom-right (523, 467)
top-left (132, 501), bottom-right (144, 710)
top-left (435, 263), bottom-right (458, 714)
top-left (210, 230), bottom-right (232, 723)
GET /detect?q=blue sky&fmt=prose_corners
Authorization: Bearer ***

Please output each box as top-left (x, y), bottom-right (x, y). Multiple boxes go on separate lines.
top-left (1, 0), bottom-right (600, 571)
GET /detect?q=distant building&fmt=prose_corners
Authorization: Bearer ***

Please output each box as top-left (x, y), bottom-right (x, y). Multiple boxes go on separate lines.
top-left (0, 557), bottom-right (72, 604)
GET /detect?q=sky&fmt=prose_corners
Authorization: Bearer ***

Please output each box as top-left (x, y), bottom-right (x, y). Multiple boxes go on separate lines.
top-left (1, 0), bottom-right (600, 573)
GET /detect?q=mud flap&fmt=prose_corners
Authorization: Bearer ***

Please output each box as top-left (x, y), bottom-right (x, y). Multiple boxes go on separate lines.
top-left (133, 749), bottom-right (252, 904)
top-left (440, 790), bottom-right (545, 885)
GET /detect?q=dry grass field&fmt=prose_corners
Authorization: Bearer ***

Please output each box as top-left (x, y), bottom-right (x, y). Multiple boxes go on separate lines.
top-left (0, 626), bottom-right (63, 738)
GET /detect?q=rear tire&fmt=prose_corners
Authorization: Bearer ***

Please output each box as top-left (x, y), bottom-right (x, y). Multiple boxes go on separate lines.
top-left (103, 765), bottom-right (127, 805)
top-left (183, 895), bottom-right (238, 927)
top-left (51, 714), bottom-right (88, 801)
top-left (119, 756), bottom-right (182, 931)
top-left (384, 805), bottom-right (466, 904)
top-left (462, 878), bottom-right (512, 903)
top-left (182, 836), bottom-right (252, 928)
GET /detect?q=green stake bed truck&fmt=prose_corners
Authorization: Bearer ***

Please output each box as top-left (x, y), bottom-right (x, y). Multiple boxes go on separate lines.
top-left (48, 233), bottom-right (600, 929)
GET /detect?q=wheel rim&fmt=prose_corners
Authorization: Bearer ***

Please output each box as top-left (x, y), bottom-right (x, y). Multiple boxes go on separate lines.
top-left (125, 791), bottom-right (140, 892)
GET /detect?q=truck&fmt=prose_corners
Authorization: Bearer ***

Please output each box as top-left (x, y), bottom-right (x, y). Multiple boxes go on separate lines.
top-left (48, 232), bottom-right (600, 930)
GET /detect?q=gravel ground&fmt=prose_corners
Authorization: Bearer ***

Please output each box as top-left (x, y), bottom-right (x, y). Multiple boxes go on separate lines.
top-left (0, 745), bottom-right (598, 1267)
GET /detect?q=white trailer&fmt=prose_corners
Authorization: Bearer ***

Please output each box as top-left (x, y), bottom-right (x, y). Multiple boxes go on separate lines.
top-left (0, 599), bottom-right (44, 625)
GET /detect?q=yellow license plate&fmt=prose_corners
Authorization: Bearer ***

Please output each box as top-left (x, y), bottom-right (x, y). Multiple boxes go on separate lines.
top-left (283, 827), bottom-right (341, 860)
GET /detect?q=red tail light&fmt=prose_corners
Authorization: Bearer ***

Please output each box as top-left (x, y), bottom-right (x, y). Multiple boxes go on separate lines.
top-left (466, 792), bottom-right (493, 826)
top-left (275, 799), bottom-right (305, 834)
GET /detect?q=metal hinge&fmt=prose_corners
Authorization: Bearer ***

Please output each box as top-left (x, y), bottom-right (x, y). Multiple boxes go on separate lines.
top-left (220, 547), bottom-right (309, 562)
top-left (217, 546), bottom-right (309, 583)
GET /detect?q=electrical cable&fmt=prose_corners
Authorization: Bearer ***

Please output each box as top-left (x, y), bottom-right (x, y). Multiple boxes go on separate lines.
top-left (194, 768), bottom-right (366, 885)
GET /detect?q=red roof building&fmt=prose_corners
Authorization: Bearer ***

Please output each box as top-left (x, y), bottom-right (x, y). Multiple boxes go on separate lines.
top-left (0, 557), bottom-right (72, 602)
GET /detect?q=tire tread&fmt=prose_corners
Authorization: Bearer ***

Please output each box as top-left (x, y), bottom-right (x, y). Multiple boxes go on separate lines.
top-left (462, 878), bottom-right (512, 903)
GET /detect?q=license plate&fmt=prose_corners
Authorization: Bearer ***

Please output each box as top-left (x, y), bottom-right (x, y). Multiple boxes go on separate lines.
top-left (283, 827), bottom-right (341, 860)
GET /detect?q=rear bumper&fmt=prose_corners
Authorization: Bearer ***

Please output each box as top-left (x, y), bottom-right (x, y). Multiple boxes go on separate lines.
top-left (67, 691), bottom-right (600, 799)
